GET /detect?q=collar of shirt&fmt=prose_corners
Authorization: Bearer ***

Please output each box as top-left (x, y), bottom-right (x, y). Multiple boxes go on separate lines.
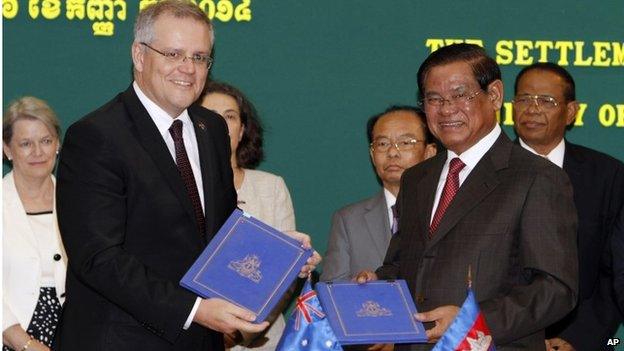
top-left (519, 137), bottom-right (565, 168)
top-left (133, 81), bottom-right (193, 136)
top-left (383, 187), bottom-right (397, 228)
top-left (430, 124), bottom-right (501, 224)
top-left (446, 123), bottom-right (502, 186)
top-left (132, 82), bottom-right (205, 210)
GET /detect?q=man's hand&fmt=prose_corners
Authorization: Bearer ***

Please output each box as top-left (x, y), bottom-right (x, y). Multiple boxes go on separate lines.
top-left (415, 305), bottom-right (460, 342)
top-left (367, 343), bottom-right (394, 350)
top-left (354, 270), bottom-right (378, 283)
top-left (223, 331), bottom-right (242, 348)
top-left (545, 337), bottom-right (575, 351)
top-left (285, 230), bottom-right (322, 278)
top-left (193, 298), bottom-right (269, 335)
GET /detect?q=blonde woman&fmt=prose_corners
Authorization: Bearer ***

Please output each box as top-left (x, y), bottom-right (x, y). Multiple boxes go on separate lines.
top-left (2, 97), bottom-right (66, 351)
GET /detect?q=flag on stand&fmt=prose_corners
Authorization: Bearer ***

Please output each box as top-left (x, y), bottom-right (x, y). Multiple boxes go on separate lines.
top-left (276, 279), bottom-right (343, 351)
top-left (431, 289), bottom-right (496, 351)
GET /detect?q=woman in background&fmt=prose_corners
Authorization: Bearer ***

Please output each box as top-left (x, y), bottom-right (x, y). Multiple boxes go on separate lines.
top-left (201, 81), bottom-right (295, 350)
top-left (2, 97), bottom-right (66, 351)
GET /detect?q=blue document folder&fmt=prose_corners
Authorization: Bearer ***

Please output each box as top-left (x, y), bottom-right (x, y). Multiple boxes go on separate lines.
top-left (316, 280), bottom-right (427, 345)
top-left (180, 209), bottom-right (312, 322)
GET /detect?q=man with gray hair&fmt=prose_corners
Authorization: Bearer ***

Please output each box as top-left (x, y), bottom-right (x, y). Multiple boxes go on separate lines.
top-left (54, 1), bottom-right (318, 350)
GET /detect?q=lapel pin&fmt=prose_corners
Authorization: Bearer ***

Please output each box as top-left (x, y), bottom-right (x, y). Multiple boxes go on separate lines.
top-left (198, 122), bottom-right (206, 130)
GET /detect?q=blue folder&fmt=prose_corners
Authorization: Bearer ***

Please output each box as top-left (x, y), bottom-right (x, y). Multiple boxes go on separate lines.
top-left (180, 209), bottom-right (312, 322)
top-left (316, 280), bottom-right (427, 345)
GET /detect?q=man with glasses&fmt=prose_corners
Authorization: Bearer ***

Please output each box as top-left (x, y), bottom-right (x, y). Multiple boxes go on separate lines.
top-left (357, 44), bottom-right (578, 350)
top-left (513, 62), bottom-right (624, 351)
top-left (54, 1), bottom-right (319, 350)
top-left (322, 106), bottom-right (436, 284)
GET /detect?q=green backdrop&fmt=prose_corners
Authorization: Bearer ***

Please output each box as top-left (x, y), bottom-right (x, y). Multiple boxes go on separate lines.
top-left (4, 0), bottom-right (623, 346)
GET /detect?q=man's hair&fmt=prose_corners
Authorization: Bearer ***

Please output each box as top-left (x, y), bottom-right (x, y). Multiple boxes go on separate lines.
top-left (366, 105), bottom-right (433, 144)
top-left (514, 62), bottom-right (576, 101)
top-left (134, 0), bottom-right (214, 46)
top-left (203, 81), bottom-right (264, 169)
top-left (416, 43), bottom-right (501, 101)
top-left (3, 96), bottom-right (61, 161)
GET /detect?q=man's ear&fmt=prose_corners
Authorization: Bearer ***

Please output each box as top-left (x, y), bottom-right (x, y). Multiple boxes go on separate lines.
top-left (487, 79), bottom-right (504, 110)
top-left (132, 42), bottom-right (145, 72)
top-left (565, 100), bottom-right (579, 126)
top-left (424, 143), bottom-right (437, 160)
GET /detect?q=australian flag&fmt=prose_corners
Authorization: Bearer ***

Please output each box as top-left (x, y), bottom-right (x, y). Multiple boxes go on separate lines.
top-left (276, 280), bottom-right (343, 351)
top-left (431, 289), bottom-right (496, 351)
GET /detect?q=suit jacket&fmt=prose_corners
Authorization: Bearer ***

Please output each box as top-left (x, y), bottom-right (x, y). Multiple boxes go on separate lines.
top-left (377, 132), bottom-right (578, 351)
top-left (321, 191), bottom-right (391, 281)
top-left (3, 172), bottom-right (66, 332)
top-left (613, 206), bottom-right (624, 315)
top-left (546, 141), bottom-right (624, 350)
top-left (54, 86), bottom-right (236, 351)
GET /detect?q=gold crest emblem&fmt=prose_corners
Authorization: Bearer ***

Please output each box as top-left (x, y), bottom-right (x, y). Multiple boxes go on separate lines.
top-left (356, 300), bottom-right (393, 317)
top-left (228, 254), bottom-right (263, 283)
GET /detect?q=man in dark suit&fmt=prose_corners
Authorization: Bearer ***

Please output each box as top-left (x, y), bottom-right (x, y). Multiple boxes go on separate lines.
top-left (513, 62), bottom-right (624, 351)
top-left (321, 106), bottom-right (436, 282)
top-left (54, 2), bottom-right (318, 350)
top-left (357, 44), bottom-right (578, 350)
top-left (613, 207), bottom-right (624, 315)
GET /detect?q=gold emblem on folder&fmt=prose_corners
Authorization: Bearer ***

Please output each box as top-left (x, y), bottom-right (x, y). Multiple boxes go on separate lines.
top-left (356, 300), bottom-right (393, 317)
top-left (228, 254), bottom-right (263, 283)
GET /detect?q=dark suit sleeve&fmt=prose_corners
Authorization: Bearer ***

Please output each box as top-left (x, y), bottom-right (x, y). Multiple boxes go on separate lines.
top-left (480, 165), bottom-right (579, 345)
top-left (614, 207), bottom-right (624, 315)
top-left (557, 161), bottom-right (624, 350)
top-left (57, 121), bottom-right (196, 343)
top-left (321, 211), bottom-right (352, 281)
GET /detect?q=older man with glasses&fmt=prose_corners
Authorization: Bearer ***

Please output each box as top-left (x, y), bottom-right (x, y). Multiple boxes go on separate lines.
top-left (356, 44), bottom-right (578, 350)
top-left (322, 106), bottom-right (436, 282)
top-left (513, 62), bottom-right (624, 351)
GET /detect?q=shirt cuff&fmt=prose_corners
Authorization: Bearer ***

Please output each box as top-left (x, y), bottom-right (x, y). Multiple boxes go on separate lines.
top-left (183, 297), bottom-right (202, 330)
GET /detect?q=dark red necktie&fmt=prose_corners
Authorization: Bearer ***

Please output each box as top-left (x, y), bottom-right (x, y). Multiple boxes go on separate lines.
top-left (429, 157), bottom-right (465, 237)
top-left (169, 120), bottom-right (205, 236)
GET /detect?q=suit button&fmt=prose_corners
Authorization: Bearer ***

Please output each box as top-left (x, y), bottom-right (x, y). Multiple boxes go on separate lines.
top-left (53, 254), bottom-right (62, 261)
top-left (416, 294), bottom-right (425, 304)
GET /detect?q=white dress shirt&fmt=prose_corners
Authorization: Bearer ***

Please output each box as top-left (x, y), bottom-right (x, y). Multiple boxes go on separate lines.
top-left (133, 82), bottom-right (205, 209)
top-left (133, 82), bottom-right (204, 329)
top-left (519, 138), bottom-right (565, 168)
top-left (430, 124), bottom-right (502, 224)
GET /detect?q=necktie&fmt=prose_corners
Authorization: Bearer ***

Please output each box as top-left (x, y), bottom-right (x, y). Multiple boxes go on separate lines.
top-left (169, 120), bottom-right (205, 236)
top-left (429, 157), bottom-right (465, 237)
top-left (391, 204), bottom-right (399, 235)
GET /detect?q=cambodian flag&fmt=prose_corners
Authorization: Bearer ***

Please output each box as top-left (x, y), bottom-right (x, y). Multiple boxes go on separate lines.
top-left (431, 289), bottom-right (496, 351)
top-left (276, 280), bottom-right (343, 351)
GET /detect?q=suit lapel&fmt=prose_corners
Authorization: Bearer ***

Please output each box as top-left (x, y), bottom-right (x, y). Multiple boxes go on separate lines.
top-left (397, 152), bottom-right (446, 246)
top-left (122, 87), bottom-right (198, 231)
top-left (4, 172), bottom-right (39, 249)
top-left (562, 140), bottom-right (583, 186)
top-left (427, 134), bottom-right (509, 248)
top-left (364, 191), bottom-right (391, 259)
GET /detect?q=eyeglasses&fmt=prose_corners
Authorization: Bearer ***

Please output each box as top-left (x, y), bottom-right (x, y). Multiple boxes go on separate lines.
top-left (370, 137), bottom-right (425, 153)
top-left (422, 90), bottom-right (483, 107)
top-left (512, 94), bottom-right (560, 110)
top-left (141, 42), bottom-right (213, 68)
